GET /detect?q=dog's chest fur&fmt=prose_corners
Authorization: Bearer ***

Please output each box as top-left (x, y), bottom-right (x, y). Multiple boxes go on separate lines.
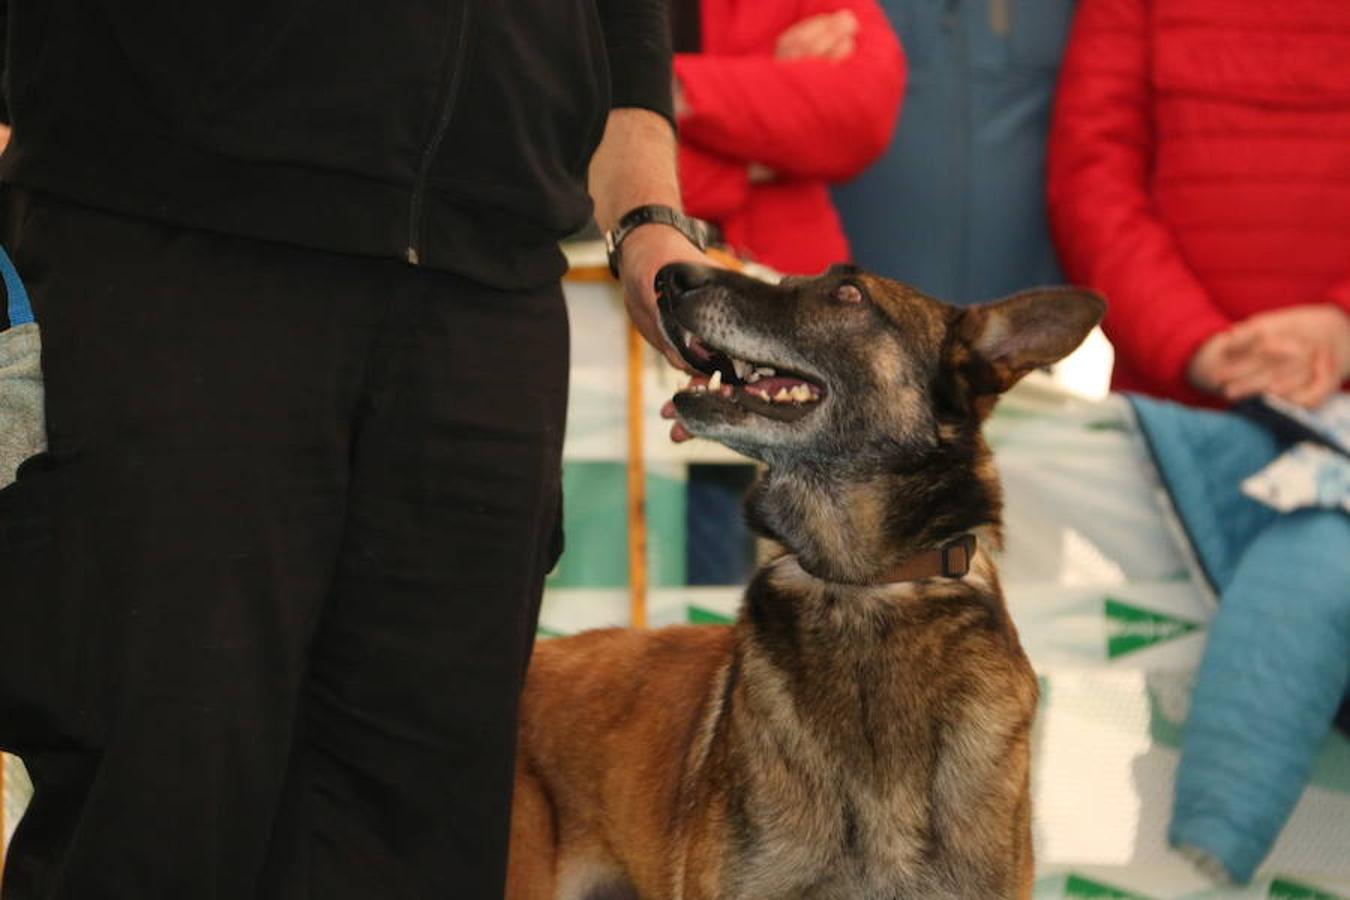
top-left (678, 559), bottom-right (1037, 900)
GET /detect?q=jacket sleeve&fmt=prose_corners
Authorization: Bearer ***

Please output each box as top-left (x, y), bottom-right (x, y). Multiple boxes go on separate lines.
top-left (678, 143), bottom-right (751, 222)
top-left (673, 0), bottom-right (904, 182)
top-left (597, 0), bottom-right (674, 125)
top-left (1047, 0), bottom-right (1232, 401)
top-left (1323, 275), bottom-right (1350, 316)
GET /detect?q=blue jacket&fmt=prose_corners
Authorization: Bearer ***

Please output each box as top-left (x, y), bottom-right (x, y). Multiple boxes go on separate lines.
top-left (832, 0), bottom-right (1074, 303)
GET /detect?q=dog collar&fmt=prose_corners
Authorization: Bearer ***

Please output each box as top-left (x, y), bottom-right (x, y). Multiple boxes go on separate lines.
top-left (876, 534), bottom-right (977, 584)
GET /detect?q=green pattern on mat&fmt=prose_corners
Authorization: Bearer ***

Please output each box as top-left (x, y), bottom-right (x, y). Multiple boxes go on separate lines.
top-left (548, 462), bottom-right (686, 589)
top-left (687, 605), bottom-right (734, 625)
top-left (1064, 874), bottom-right (1153, 899)
top-left (1105, 597), bottom-right (1200, 659)
top-left (1268, 877), bottom-right (1347, 899)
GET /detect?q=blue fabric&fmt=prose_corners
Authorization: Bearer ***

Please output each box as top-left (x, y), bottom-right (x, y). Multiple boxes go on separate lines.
top-left (832, 0), bottom-right (1073, 304)
top-left (1128, 396), bottom-right (1282, 593)
top-left (1129, 395), bottom-right (1350, 884)
top-left (1, 246), bottom-right (34, 328)
top-left (686, 464), bottom-right (757, 586)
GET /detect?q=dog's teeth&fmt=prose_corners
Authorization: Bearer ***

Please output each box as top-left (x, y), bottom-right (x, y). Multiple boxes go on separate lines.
top-left (746, 371), bottom-right (761, 384)
top-left (708, 370), bottom-right (722, 391)
top-left (732, 359), bottom-right (751, 381)
top-left (756, 367), bottom-right (776, 377)
top-left (684, 332), bottom-right (694, 348)
top-left (748, 387), bottom-right (770, 401)
top-left (792, 385), bottom-right (811, 402)
top-left (774, 388), bottom-right (791, 402)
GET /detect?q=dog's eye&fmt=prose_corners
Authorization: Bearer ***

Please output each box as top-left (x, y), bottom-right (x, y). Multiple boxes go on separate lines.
top-left (833, 283), bottom-right (864, 304)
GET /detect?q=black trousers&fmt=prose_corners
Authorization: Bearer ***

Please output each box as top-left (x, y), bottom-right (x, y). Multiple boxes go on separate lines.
top-left (0, 191), bottom-right (568, 898)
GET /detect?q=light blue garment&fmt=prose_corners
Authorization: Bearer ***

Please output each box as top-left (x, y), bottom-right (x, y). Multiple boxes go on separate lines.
top-left (0, 246), bottom-right (45, 488)
top-left (832, 0), bottom-right (1074, 304)
top-left (1128, 395), bottom-right (1350, 884)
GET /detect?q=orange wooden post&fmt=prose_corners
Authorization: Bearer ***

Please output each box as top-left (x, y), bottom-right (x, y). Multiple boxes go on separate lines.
top-left (626, 321), bottom-right (648, 629)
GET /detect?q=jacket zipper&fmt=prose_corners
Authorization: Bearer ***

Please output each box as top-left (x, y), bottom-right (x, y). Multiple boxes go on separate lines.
top-left (406, 0), bottom-right (474, 265)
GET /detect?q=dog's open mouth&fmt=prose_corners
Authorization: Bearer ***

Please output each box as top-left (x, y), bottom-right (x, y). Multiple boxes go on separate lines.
top-left (665, 321), bottom-right (827, 424)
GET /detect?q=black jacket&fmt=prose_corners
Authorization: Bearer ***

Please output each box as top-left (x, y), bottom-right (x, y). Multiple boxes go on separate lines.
top-left (0, 1), bottom-right (673, 288)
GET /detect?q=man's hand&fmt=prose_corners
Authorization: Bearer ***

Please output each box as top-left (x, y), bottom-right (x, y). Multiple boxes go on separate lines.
top-left (616, 224), bottom-right (708, 372)
top-left (774, 9), bottom-right (860, 61)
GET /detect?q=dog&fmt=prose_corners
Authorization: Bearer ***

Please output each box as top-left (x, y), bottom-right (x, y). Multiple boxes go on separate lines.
top-left (505, 263), bottom-right (1104, 899)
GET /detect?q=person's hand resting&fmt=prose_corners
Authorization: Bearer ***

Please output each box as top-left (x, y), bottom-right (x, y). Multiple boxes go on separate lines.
top-left (774, 9), bottom-right (860, 61)
top-left (1187, 304), bottom-right (1350, 408)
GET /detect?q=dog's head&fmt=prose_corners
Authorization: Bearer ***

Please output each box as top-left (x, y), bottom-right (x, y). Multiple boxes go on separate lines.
top-left (657, 262), bottom-right (1104, 473)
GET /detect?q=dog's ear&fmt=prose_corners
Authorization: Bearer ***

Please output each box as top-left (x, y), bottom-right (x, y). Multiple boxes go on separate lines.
top-left (956, 287), bottom-right (1105, 395)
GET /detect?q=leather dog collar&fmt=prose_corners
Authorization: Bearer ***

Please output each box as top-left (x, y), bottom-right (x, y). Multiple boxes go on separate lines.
top-left (876, 534), bottom-right (978, 584)
top-left (789, 534), bottom-right (978, 586)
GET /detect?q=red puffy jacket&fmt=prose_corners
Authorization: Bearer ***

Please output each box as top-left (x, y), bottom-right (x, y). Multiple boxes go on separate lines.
top-left (1048, 0), bottom-right (1350, 404)
top-left (675, 0), bottom-right (905, 275)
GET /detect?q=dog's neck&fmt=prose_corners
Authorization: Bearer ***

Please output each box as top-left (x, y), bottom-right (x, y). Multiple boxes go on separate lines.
top-left (745, 455), bottom-right (1002, 586)
top-left (722, 515), bottom-right (1012, 813)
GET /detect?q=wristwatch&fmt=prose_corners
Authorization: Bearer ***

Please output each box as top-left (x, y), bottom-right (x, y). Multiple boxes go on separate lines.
top-left (605, 205), bottom-right (714, 277)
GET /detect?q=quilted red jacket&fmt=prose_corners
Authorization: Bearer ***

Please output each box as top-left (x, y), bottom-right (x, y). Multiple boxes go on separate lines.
top-left (675, 0), bottom-right (904, 275)
top-left (1048, 0), bottom-right (1350, 404)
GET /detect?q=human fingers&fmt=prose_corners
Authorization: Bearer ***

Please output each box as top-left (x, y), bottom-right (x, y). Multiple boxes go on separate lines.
top-left (776, 10), bottom-right (858, 60)
top-left (1280, 347), bottom-right (1339, 409)
top-left (823, 33), bottom-right (857, 61)
top-left (1187, 331), bottom-right (1233, 395)
top-left (1220, 334), bottom-right (1311, 401)
top-left (1214, 328), bottom-right (1303, 384)
top-left (661, 398), bottom-right (694, 442)
top-left (1203, 328), bottom-right (1265, 385)
top-left (617, 227), bottom-right (713, 372)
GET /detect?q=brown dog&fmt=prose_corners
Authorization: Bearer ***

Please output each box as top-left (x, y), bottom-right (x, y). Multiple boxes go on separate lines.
top-left (506, 264), bottom-right (1103, 899)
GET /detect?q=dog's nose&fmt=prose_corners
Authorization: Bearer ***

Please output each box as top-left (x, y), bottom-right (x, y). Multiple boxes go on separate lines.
top-left (655, 262), bottom-right (718, 299)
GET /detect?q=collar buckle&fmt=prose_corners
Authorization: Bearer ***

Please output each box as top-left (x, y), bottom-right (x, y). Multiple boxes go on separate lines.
top-left (938, 534), bottom-right (977, 578)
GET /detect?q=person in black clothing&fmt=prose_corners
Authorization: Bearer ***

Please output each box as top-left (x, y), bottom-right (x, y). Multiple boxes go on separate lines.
top-left (0, 2), bottom-right (707, 897)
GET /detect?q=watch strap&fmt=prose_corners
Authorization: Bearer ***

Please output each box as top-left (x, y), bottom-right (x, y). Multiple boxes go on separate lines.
top-left (605, 205), bottom-right (713, 276)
